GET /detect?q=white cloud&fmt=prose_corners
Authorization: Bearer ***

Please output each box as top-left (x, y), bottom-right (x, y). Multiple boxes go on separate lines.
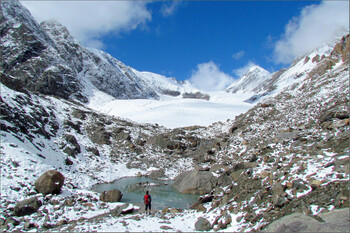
top-left (189, 61), bottom-right (234, 91)
top-left (232, 50), bottom-right (245, 60)
top-left (274, 1), bottom-right (349, 64)
top-left (232, 61), bottom-right (257, 78)
top-left (21, 1), bottom-right (151, 49)
top-left (161, 1), bottom-right (181, 17)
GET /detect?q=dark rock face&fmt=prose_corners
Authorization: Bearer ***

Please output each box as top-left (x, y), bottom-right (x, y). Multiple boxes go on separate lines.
top-left (0, 91), bottom-right (59, 142)
top-left (161, 89), bottom-right (181, 97)
top-left (0, 1), bottom-right (177, 102)
top-left (100, 189), bottom-right (123, 202)
top-left (182, 92), bottom-right (210, 100)
top-left (61, 134), bottom-right (81, 157)
top-left (14, 197), bottom-right (42, 216)
top-left (34, 170), bottom-right (65, 195)
top-left (87, 125), bottom-right (112, 145)
top-left (195, 217), bottom-right (212, 231)
top-left (173, 171), bottom-right (217, 195)
top-left (0, 1), bottom-right (83, 100)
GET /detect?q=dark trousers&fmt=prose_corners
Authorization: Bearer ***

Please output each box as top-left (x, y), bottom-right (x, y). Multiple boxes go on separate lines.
top-left (145, 203), bottom-right (151, 211)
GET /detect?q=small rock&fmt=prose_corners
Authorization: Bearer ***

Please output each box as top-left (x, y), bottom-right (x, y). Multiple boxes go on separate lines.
top-left (324, 161), bottom-right (335, 168)
top-left (273, 196), bottom-right (288, 208)
top-left (260, 171), bottom-right (271, 179)
top-left (14, 197), bottom-right (42, 217)
top-left (43, 222), bottom-right (55, 229)
top-left (132, 216), bottom-right (141, 221)
top-left (292, 180), bottom-right (308, 190)
top-left (5, 217), bottom-right (20, 226)
top-left (286, 182), bottom-right (293, 189)
top-left (272, 182), bottom-right (285, 196)
top-left (11, 161), bottom-right (20, 168)
top-left (310, 180), bottom-right (322, 190)
top-left (301, 205), bottom-right (312, 215)
top-left (57, 219), bottom-right (68, 226)
top-left (65, 158), bottom-right (73, 166)
top-left (160, 225), bottom-right (173, 230)
top-left (196, 204), bottom-right (207, 213)
top-left (23, 221), bottom-right (34, 230)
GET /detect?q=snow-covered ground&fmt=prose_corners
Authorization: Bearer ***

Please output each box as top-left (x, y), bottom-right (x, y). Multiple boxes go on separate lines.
top-left (87, 91), bottom-right (254, 129)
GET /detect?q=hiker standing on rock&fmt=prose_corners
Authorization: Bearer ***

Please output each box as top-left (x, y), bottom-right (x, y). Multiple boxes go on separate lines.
top-left (144, 190), bottom-right (152, 214)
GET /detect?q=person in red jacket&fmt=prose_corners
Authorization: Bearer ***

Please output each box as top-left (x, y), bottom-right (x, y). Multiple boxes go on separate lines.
top-left (144, 190), bottom-right (152, 214)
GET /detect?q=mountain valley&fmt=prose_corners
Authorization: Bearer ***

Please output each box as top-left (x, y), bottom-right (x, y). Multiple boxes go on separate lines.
top-left (0, 1), bottom-right (349, 232)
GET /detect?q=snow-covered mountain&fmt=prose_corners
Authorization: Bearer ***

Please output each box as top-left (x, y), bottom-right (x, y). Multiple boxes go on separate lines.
top-left (226, 41), bottom-right (341, 104)
top-left (1, 0), bottom-right (202, 103)
top-left (225, 66), bottom-right (271, 94)
top-left (256, 42), bottom-right (336, 95)
top-left (225, 41), bottom-right (341, 104)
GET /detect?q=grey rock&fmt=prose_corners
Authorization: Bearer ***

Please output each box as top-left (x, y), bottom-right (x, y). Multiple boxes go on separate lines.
top-left (273, 196), bottom-right (288, 208)
top-left (5, 217), bottom-right (20, 226)
top-left (183, 92), bottom-right (210, 100)
top-left (318, 208), bottom-right (350, 226)
top-left (110, 203), bottom-right (129, 216)
top-left (195, 217), bottom-right (212, 231)
top-left (173, 171), bottom-right (217, 195)
top-left (100, 189), bottom-right (123, 202)
top-left (275, 131), bottom-right (300, 141)
top-left (292, 180), bottom-right (308, 190)
top-left (217, 173), bottom-right (232, 187)
top-left (272, 182), bottom-right (285, 196)
top-left (264, 208), bottom-right (350, 232)
top-left (62, 134), bottom-right (81, 157)
top-left (14, 197), bottom-right (42, 216)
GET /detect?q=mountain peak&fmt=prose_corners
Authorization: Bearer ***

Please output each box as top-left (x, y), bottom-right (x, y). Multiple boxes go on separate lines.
top-left (247, 65), bottom-right (266, 73)
top-left (226, 65), bottom-right (271, 94)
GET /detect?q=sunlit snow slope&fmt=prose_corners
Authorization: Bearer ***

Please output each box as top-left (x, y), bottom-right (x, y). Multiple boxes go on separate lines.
top-left (87, 91), bottom-right (253, 128)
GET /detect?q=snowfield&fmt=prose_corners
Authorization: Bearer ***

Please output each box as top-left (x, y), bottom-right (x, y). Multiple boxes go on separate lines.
top-left (87, 91), bottom-right (254, 129)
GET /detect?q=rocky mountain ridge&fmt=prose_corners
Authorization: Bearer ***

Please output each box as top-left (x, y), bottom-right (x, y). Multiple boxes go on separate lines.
top-left (0, 0), bottom-right (349, 232)
top-left (1, 1), bottom-right (203, 104)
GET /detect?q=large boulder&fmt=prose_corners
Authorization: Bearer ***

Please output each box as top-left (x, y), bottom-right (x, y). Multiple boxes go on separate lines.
top-left (173, 171), bottom-right (217, 195)
top-left (34, 170), bottom-right (65, 195)
top-left (14, 197), bottom-right (42, 216)
top-left (263, 208), bottom-right (350, 232)
top-left (195, 217), bottom-right (212, 231)
top-left (100, 189), bottom-right (123, 202)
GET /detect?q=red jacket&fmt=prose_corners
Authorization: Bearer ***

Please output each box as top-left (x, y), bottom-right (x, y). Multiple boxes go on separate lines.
top-left (144, 194), bottom-right (151, 204)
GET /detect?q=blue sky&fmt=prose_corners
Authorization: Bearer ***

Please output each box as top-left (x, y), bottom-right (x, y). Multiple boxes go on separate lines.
top-left (22, 1), bottom-right (349, 90)
top-left (106, 1), bottom-right (312, 78)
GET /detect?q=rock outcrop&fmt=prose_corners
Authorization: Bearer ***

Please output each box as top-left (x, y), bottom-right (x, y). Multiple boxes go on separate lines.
top-left (173, 171), bottom-right (217, 195)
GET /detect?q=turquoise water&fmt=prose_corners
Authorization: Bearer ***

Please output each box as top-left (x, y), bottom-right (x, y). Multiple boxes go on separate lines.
top-left (91, 177), bottom-right (199, 211)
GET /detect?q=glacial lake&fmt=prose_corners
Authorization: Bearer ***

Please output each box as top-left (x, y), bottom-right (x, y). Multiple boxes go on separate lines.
top-left (91, 177), bottom-right (199, 211)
